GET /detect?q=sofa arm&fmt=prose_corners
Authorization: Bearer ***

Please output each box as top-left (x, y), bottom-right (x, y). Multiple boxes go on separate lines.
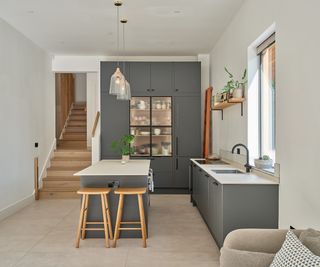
top-left (223, 229), bottom-right (302, 254)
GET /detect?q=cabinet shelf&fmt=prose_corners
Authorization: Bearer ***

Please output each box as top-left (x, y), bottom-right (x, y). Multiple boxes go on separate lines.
top-left (212, 97), bottom-right (245, 120)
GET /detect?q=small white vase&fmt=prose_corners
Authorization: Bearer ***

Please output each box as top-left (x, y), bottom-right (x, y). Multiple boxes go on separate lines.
top-left (121, 155), bottom-right (130, 164)
top-left (232, 88), bottom-right (243, 98)
top-left (254, 159), bottom-right (273, 169)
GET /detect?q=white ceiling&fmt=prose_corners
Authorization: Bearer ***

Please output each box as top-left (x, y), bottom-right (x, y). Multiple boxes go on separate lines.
top-left (0, 0), bottom-right (244, 56)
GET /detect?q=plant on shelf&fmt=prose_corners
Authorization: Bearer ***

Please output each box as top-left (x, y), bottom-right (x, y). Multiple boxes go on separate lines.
top-left (111, 134), bottom-right (135, 164)
top-left (254, 155), bottom-right (274, 170)
top-left (221, 67), bottom-right (247, 99)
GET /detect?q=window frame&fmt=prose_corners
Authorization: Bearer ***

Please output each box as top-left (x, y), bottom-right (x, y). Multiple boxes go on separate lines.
top-left (258, 36), bottom-right (276, 161)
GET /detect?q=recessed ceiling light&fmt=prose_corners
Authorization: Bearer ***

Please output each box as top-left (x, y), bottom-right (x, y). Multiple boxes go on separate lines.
top-left (173, 10), bottom-right (181, 14)
top-left (27, 10), bottom-right (35, 14)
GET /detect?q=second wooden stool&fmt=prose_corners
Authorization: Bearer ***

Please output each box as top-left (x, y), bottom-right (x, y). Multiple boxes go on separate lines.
top-left (113, 187), bottom-right (147, 248)
top-left (75, 188), bottom-right (113, 248)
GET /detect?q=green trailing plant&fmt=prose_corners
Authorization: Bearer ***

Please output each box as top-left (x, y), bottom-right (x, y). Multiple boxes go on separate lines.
top-left (262, 155), bottom-right (271, 160)
top-left (221, 67), bottom-right (247, 93)
top-left (111, 134), bottom-right (135, 156)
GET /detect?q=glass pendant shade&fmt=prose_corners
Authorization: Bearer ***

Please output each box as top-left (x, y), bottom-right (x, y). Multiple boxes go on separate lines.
top-left (109, 67), bottom-right (125, 95)
top-left (117, 79), bottom-right (131, 100)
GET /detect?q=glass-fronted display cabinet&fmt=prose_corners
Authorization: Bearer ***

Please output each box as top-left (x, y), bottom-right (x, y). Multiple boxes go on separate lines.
top-left (130, 97), bottom-right (172, 157)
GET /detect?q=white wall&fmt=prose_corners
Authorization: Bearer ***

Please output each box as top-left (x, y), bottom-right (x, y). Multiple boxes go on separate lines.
top-left (74, 73), bottom-right (86, 102)
top-left (0, 18), bottom-right (55, 218)
top-left (210, 0), bottom-right (320, 228)
top-left (86, 72), bottom-right (99, 147)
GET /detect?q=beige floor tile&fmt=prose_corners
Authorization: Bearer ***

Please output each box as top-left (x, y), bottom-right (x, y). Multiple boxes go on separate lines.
top-left (0, 195), bottom-right (220, 266)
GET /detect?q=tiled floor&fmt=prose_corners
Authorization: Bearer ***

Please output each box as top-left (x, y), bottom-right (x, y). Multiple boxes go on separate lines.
top-left (0, 195), bottom-right (220, 267)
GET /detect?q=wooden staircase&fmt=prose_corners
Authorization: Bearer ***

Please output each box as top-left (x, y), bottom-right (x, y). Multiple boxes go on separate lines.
top-left (40, 103), bottom-right (91, 198)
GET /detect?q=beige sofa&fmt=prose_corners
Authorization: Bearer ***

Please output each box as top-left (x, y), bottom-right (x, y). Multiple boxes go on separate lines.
top-left (220, 229), bottom-right (302, 267)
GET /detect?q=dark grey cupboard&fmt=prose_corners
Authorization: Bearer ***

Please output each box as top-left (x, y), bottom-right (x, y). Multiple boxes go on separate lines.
top-left (191, 162), bottom-right (279, 248)
top-left (100, 61), bottom-right (201, 190)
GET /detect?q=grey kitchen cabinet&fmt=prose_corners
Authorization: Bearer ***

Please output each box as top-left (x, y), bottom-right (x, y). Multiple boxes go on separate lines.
top-left (100, 61), bottom-right (201, 189)
top-left (173, 62), bottom-right (201, 95)
top-left (129, 62), bottom-right (173, 96)
top-left (192, 164), bottom-right (199, 204)
top-left (191, 160), bottom-right (279, 248)
top-left (208, 178), bottom-right (223, 247)
top-left (151, 157), bottom-right (174, 188)
top-left (100, 63), bottom-right (129, 158)
top-left (174, 157), bottom-right (191, 188)
top-left (150, 63), bottom-right (173, 95)
top-left (129, 62), bottom-right (150, 95)
top-left (174, 96), bottom-right (201, 157)
top-left (198, 171), bottom-right (209, 222)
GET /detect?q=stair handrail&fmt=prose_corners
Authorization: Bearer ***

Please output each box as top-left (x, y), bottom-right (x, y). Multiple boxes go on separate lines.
top-left (92, 111), bottom-right (100, 137)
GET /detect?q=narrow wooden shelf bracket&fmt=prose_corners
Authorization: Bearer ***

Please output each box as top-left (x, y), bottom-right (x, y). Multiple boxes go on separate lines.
top-left (212, 98), bottom-right (245, 120)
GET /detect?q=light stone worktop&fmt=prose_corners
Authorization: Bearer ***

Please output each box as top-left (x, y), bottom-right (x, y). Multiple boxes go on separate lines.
top-left (74, 159), bottom-right (151, 176)
top-left (191, 159), bottom-right (279, 185)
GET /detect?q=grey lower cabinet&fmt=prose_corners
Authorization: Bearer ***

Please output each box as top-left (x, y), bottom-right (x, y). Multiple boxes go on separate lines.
top-left (150, 158), bottom-right (174, 188)
top-left (174, 157), bottom-right (191, 188)
top-left (192, 162), bottom-right (279, 248)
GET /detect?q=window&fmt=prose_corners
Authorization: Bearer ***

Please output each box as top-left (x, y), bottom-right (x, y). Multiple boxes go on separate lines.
top-left (258, 35), bottom-right (276, 168)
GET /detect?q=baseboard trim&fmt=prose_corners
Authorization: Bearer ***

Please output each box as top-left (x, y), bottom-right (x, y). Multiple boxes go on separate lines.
top-left (39, 138), bottom-right (56, 188)
top-left (0, 194), bottom-right (34, 222)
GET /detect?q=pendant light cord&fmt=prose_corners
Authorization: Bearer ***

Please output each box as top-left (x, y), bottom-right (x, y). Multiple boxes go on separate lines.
top-left (117, 5), bottom-right (120, 66)
top-left (122, 21), bottom-right (126, 75)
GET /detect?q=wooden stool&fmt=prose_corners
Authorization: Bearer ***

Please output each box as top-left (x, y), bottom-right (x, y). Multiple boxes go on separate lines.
top-left (113, 187), bottom-right (147, 248)
top-left (75, 188), bottom-right (113, 248)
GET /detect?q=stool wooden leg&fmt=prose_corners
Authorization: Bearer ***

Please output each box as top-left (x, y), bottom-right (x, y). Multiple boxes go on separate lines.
top-left (138, 194), bottom-right (147, 248)
top-left (103, 194), bottom-right (113, 240)
top-left (113, 194), bottom-right (124, 248)
top-left (75, 194), bottom-right (86, 248)
top-left (101, 194), bottom-right (110, 248)
top-left (81, 194), bottom-right (89, 240)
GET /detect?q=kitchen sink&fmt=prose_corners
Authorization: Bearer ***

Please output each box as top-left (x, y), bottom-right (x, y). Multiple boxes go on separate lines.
top-left (213, 169), bottom-right (244, 174)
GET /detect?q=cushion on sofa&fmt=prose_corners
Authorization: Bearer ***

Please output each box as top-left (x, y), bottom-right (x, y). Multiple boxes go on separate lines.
top-left (299, 228), bottom-right (320, 256)
top-left (270, 230), bottom-right (320, 267)
top-left (220, 247), bottom-right (275, 267)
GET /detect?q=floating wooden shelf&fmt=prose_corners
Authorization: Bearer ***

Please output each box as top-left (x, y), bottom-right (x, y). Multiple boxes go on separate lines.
top-left (212, 98), bottom-right (245, 120)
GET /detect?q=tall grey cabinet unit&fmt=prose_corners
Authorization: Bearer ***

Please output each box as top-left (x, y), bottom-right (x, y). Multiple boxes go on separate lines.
top-left (100, 61), bottom-right (201, 190)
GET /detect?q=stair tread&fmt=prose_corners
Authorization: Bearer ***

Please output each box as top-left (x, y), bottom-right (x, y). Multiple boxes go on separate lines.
top-left (41, 187), bottom-right (79, 192)
top-left (43, 176), bottom-right (80, 181)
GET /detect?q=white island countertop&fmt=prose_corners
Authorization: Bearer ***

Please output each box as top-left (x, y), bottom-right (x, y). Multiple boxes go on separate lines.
top-left (191, 159), bottom-right (279, 185)
top-left (74, 160), bottom-right (151, 177)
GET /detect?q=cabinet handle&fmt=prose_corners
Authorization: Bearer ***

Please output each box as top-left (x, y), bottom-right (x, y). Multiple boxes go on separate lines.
top-left (175, 88), bottom-right (179, 92)
top-left (213, 181), bottom-right (219, 186)
top-left (150, 157), bottom-right (155, 160)
top-left (147, 89), bottom-right (150, 92)
top-left (151, 89), bottom-right (155, 92)
top-left (205, 174), bottom-right (210, 178)
top-left (176, 158), bottom-right (179, 170)
top-left (176, 137), bottom-right (179, 156)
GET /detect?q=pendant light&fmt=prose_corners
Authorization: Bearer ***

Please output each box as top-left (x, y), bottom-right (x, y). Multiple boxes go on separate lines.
top-left (117, 18), bottom-right (131, 100)
top-left (109, 0), bottom-right (125, 95)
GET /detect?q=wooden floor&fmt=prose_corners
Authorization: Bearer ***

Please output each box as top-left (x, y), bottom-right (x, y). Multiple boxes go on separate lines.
top-left (0, 195), bottom-right (220, 267)
top-left (40, 103), bottom-right (91, 199)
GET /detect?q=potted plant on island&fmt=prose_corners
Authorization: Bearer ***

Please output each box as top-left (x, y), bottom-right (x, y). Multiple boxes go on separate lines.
top-left (111, 134), bottom-right (135, 164)
top-left (221, 67), bottom-right (247, 99)
top-left (254, 155), bottom-right (273, 170)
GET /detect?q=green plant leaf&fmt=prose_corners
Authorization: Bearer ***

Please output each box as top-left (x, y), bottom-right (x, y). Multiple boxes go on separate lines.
top-left (224, 67), bottom-right (233, 78)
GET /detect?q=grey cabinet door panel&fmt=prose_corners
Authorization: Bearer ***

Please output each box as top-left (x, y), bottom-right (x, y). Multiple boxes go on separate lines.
top-left (153, 171), bottom-right (174, 188)
top-left (174, 62), bottom-right (201, 95)
top-left (174, 157), bottom-right (190, 188)
top-left (100, 92), bottom-right (129, 158)
top-left (174, 96), bottom-right (201, 157)
top-left (101, 61), bottom-right (118, 94)
top-left (150, 62), bottom-right (173, 95)
top-left (198, 170), bottom-right (209, 222)
top-left (129, 62), bottom-right (150, 95)
top-left (192, 164), bottom-right (199, 204)
top-left (150, 157), bottom-right (173, 172)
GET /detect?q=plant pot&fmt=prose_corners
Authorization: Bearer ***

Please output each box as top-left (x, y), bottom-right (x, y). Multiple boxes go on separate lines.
top-left (121, 155), bottom-right (130, 164)
top-left (254, 158), bottom-right (273, 169)
top-left (232, 88), bottom-right (243, 99)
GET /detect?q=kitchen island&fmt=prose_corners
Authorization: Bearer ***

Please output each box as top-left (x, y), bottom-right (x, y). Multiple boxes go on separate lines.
top-left (74, 159), bottom-right (151, 238)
